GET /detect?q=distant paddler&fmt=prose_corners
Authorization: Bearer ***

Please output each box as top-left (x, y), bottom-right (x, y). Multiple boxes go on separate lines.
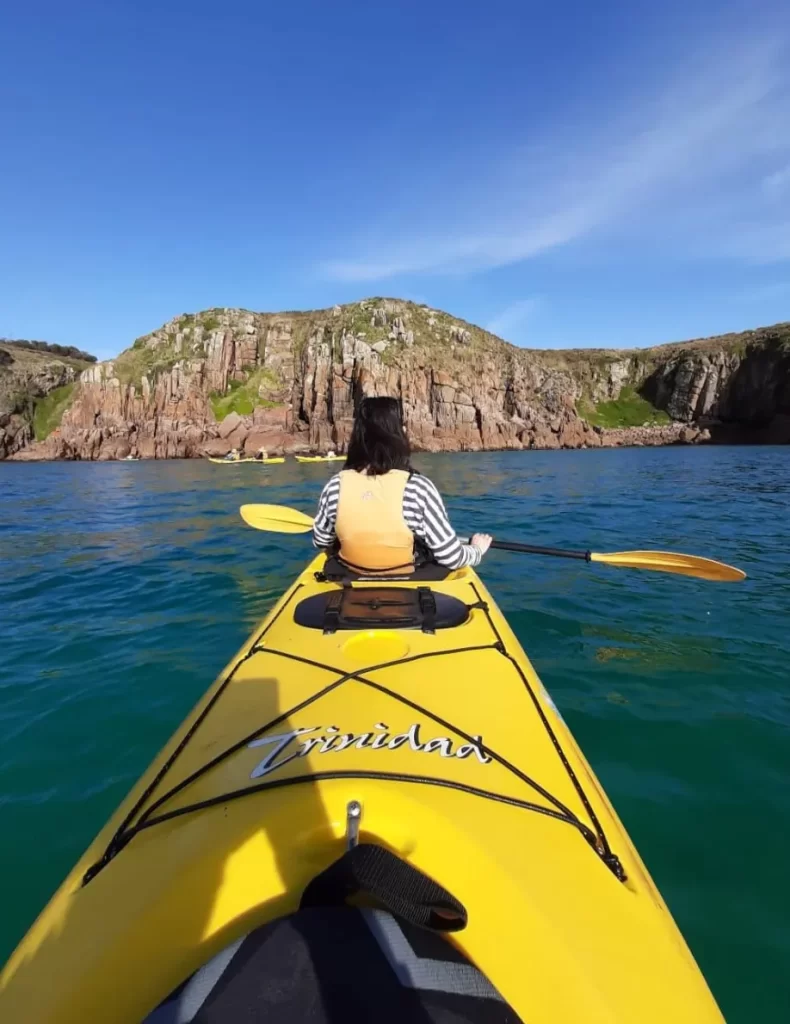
top-left (254, 446), bottom-right (269, 462)
top-left (224, 448), bottom-right (241, 462)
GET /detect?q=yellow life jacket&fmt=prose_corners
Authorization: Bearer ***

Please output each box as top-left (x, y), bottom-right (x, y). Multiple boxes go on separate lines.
top-left (335, 469), bottom-right (415, 574)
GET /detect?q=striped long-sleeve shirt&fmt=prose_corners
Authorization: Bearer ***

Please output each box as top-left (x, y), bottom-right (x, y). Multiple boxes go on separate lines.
top-left (312, 472), bottom-right (482, 569)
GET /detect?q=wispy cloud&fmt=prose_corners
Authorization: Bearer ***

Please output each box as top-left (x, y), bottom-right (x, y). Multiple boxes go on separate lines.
top-left (320, 27), bottom-right (790, 281)
top-left (719, 221), bottom-right (790, 264)
top-left (735, 280), bottom-right (790, 303)
top-left (487, 298), bottom-right (541, 341)
top-left (762, 163), bottom-right (790, 195)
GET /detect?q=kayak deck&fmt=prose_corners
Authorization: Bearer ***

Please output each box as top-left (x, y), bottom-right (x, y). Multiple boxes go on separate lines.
top-left (0, 558), bottom-right (723, 1023)
top-left (295, 455), bottom-right (345, 462)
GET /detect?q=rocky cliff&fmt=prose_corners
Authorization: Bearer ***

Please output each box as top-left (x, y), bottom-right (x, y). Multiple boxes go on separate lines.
top-left (640, 325), bottom-right (790, 441)
top-left (0, 342), bottom-right (94, 460)
top-left (5, 302), bottom-right (790, 460)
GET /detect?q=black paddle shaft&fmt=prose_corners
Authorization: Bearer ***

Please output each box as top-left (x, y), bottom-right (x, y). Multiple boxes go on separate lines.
top-left (490, 539), bottom-right (592, 561)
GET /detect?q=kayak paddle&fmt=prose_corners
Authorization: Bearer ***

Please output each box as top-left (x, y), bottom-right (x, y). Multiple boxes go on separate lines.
top-left (240, 503), bottom-right (315, 534)
top-left (239, 504), bottom-right (746, 582)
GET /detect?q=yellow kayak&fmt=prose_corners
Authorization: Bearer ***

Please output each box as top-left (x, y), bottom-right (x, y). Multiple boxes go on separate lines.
top-left (0, 557), bottom-right (723, 1022)
top-left (207, 456), bottom-right (285, 465)
top-left (295, 454), bottom-right (345, 462)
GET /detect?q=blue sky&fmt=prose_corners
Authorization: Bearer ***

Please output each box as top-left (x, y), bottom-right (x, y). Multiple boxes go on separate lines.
top-left (1, 0), bottom-right (789, 359)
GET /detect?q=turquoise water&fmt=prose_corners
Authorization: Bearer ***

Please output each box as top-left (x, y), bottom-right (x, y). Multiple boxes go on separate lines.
top-left (1, 448), bottom-right (789, 1020)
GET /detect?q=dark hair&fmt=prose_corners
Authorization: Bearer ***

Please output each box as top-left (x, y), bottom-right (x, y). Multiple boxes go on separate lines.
top-left (345, 396), bottom-right (412, 476)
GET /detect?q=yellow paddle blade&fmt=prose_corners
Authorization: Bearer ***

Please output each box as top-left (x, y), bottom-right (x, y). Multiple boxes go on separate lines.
top-left (590, 550), bottom-right (746, 582)
top-left (239, 504), bottom-right (314, 534)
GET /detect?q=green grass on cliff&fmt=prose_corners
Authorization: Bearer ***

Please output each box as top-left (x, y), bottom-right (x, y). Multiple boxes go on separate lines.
top-left (116, 338), bottom-right (183, 387)
top-left (33, 383), bottom-right (76, 440)
top-left (210, 369), bottom-right (281, 421)
top-left (577, 386), bottom-right (671, 429)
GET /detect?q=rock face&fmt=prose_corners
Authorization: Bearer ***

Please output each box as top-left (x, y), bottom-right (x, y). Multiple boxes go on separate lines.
top-left (0, 343), bottom-right (91, 460)
top-left (4, 304), bottom-right (790, 460)
top-left (641, 328), bottom-right (790, 439)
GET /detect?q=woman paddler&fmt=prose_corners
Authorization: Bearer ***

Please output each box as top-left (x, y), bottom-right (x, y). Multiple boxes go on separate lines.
top-left (312, 396), bottom-right (492, 574)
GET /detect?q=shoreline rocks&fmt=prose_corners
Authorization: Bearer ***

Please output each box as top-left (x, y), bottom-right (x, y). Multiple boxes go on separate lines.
top-left (6, 421), bottom-right (713, 461)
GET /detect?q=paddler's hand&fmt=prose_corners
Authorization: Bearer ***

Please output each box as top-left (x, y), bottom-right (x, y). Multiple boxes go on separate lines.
top-left (471, 533), bottom-right (493, 556)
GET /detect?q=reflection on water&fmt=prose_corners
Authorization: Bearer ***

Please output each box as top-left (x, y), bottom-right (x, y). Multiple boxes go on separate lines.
top-left (1, 447), bottom-right (790, 1022)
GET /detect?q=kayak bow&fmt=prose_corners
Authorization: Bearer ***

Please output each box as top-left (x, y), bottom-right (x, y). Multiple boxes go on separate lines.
top-left (0, 557), bottom-right (724, 1022)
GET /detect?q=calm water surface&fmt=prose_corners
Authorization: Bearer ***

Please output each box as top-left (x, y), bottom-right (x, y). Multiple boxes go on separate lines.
top-left (1, 447), bottom-right (788, 1021)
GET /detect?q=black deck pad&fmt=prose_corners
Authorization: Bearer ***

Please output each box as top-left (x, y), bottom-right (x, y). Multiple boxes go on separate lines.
top-left (294, 587), bottom-right (470, 632)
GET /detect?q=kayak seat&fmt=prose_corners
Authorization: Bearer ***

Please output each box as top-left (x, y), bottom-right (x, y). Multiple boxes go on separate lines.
top-left (143, 906), bottom-right (522, 1023)
top-left (318, 554), bottom-right (453, 583)
top-left (145, 845), bottom-right (523, 1023)
top-left (294, 586), bottom-right (471, 634)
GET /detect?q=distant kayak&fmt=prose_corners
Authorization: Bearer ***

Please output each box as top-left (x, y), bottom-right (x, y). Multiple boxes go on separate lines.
top-left (207, 457), bottom-right (285, 465)
top-left (122, 456), bottom-right (140, 462)
top-left (294, 454), bottom-right (345, 463)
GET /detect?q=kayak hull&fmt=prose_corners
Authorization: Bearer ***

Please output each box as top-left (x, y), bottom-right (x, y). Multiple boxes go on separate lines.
top-left (207, 456), bottom-right (285, 464)
top-left (294, 455), bottom-right (345, 462)
top-left (0, 559), bottom-right (723, 1023)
